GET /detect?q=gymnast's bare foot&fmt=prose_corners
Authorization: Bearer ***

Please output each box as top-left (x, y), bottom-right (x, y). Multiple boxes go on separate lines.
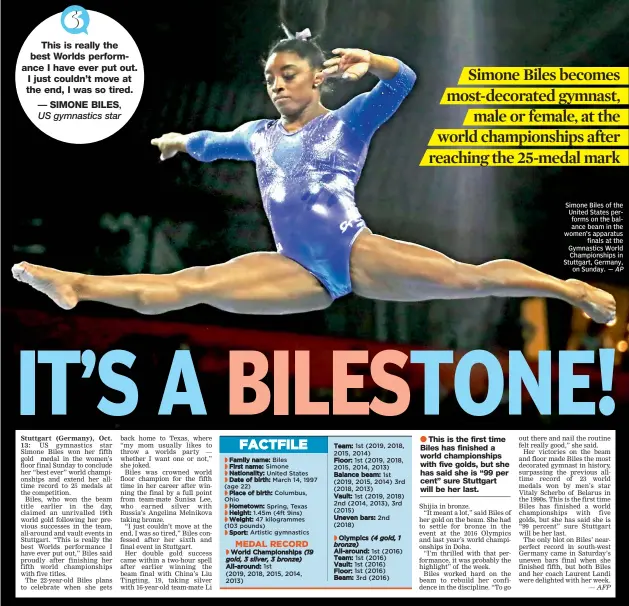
top-left (567, 279), bottom-right (616, 324)
top-left (12, 262), bottom-right (79, 310)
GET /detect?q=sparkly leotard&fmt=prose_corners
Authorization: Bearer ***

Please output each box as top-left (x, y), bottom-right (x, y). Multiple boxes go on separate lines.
top-left (186, 59), bottom-right (416, 299)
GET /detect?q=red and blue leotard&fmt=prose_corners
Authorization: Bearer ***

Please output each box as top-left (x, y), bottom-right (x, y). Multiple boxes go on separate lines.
top-left (186, 59), bottom-right (417, 299)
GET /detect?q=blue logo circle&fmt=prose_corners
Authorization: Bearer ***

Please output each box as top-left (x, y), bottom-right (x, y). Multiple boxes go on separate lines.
top-left (61, 5), bottom-right (90, 35)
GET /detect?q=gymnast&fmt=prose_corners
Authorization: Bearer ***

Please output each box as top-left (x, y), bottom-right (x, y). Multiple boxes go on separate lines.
top-left (12, 0), bottom-right (616, 324)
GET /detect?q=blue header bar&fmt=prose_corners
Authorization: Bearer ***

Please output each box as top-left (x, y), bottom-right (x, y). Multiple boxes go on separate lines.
top-left (220, 436), bottom-right (328, 453)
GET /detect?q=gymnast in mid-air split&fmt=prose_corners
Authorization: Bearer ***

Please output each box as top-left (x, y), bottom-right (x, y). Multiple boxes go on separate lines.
top-left (12, 0), bottom-right (616, 324)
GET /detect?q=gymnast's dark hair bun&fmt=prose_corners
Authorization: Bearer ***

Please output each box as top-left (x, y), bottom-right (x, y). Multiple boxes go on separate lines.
top-left (264, 0), bottom-right (330, 76)
top-left (279, 0), bottom-right (328, 40)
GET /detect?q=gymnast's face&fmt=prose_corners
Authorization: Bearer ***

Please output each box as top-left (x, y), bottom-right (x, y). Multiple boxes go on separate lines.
top-left (264, 51), bottom-right (324, 117)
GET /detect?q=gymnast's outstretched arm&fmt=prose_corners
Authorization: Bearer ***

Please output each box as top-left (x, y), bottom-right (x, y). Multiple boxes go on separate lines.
top-left (151, 120), bottom-right (264, 162)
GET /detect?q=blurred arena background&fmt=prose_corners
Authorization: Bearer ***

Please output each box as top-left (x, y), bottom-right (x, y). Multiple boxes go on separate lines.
top-left (4, 0), bottom-right (629, 425)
